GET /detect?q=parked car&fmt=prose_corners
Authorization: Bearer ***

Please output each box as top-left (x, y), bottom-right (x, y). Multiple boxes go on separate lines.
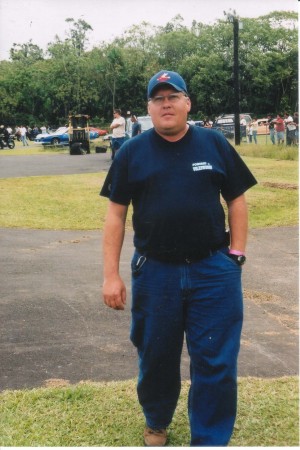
top-left (137, 115), bottom-right (153, 133)
top-left (89, 127), bottom-right (108, 136)
top-left (126, 115), bottom-right (154, 138)
top-left (212, 113), bottom-right (252, 139)
top-left (188, 120), bottom-right (204, 127)
top-left (257, 118), bottom-right (270, 135)
top-left (34, 127), bottom-right (99, 145)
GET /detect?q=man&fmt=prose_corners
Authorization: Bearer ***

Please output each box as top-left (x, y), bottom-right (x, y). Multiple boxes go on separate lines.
top-left (130, 114), bottom-right (141, 137)
top-left (0, 125), bottom-right (9, 147)
top-left (100, 70), bottom-right (257, 446)
top-left (267, 114), bottom-right (276, 145)
top-left (274, 113), bottom-right (285, 145)
top-left (125, 110), bottom-right (132, 137)
top-left (109, 109), bottom-right (126, 159)
top-left (240, 114), bottom-right (247, 141)
top-left (20, 125), bottom-right (29, 146)
top-left (293, 112), bottom-right (299, 144)
top-left (284, 112), bottom-right (296, 146)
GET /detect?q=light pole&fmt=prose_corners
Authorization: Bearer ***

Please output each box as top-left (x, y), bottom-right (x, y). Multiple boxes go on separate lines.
top-left (224, 10), bottom-right (243, 145)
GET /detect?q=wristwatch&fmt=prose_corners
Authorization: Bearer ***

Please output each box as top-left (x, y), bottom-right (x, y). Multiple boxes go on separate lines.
top-left (228, 253), bottom-right (246, 266)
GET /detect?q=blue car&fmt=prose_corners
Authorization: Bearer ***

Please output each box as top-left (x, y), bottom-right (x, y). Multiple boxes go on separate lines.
top-left (34, 127), bottom-right (99, 145)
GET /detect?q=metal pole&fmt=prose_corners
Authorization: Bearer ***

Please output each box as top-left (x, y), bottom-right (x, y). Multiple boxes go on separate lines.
top-left (233, 18), bottom-right (241, 146)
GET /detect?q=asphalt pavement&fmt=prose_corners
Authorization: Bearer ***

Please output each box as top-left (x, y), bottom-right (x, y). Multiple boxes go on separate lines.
top-left (0, 152), bottom-right (298, 391)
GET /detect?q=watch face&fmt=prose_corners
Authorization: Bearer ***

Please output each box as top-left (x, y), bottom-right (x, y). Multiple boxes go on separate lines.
top-left (228, 253), bottom-right (246, 265)
top-left (237, 255), bottom-right (246, 265)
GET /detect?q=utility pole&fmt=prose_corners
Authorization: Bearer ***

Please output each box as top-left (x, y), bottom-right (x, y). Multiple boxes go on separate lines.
top-left (224, 10), bottom-right (242, 145)
top-left (233, 17), bottom-right (240, 145)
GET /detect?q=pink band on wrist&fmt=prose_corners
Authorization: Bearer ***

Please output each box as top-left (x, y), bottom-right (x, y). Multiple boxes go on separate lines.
top-left (229, 249), bottom-right (245, 256)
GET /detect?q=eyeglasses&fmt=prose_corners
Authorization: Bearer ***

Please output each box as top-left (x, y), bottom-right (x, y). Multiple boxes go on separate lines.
top-left (149, 93), bottom-right (187, 105)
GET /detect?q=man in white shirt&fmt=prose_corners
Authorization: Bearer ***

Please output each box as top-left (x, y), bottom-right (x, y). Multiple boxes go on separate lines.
top-left (284, 112), bottom-right (296, 146)
top-left (20, 126), bottom-right (29, 146)
top-left (110, 109), bottom-right (126, 159)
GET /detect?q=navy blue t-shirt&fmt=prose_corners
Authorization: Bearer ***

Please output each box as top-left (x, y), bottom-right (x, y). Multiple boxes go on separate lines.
top-left (100, 126), bottom-right (257, 257)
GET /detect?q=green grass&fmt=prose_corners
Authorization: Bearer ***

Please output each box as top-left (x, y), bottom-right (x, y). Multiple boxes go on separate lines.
top-left (0, 377), bottom-right (298, 446)
top-left (0, 155), bottom-right (297, 230)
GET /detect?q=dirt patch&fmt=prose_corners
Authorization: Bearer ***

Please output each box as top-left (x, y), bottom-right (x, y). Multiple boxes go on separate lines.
top-left (44, 378), bottom-right (71, 388)
top-left (244, 289), bottom-right (298, 334)
top-left (243, 289), bottom-right (281, 304)
top-left (261, 182), bottom-right (298, 190)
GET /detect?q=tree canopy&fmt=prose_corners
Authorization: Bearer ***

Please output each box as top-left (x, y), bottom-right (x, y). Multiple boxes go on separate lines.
top-left (0, 12), bottom-right (297, 126)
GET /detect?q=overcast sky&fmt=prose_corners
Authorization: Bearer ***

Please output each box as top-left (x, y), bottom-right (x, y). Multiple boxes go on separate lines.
top-left (0, 0), bottom-right (298, 60)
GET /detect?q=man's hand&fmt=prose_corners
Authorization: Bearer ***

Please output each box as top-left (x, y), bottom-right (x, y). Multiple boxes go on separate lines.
top-left (102, 274), bottom-right (126, 310)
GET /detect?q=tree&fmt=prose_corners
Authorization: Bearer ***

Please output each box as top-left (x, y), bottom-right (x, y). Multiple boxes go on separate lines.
top-left (0, 11), bottom-right (297, 126)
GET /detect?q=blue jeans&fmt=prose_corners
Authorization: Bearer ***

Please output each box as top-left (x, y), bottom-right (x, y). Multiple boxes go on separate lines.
top-left (130, 249), bottom-right (243, 446)
top-left (269, 128), bottom-right (276, 145)
top-left (252, 130), bottom-right (257, 144)
top-left (21, 135), bottom-right (29, 146)
top-left (111, 137), bottom-right (125, 159)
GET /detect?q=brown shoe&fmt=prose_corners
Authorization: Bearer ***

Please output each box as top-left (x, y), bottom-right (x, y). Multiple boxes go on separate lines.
top-left (144, 427), bottom-right (167, 446)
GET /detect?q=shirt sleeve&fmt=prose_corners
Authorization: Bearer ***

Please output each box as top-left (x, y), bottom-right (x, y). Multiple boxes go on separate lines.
top-left (100, 147), bottom-right (132, 205)
top-left (220, 140), bottom-right (257, 201)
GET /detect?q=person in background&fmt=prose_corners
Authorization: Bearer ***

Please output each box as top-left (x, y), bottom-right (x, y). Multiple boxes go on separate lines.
top-left (203, 118), bottom-right (212, 128)
top-left (100, 70), bottom-right (257, 447)
top-left (15, 126), bottom-right (21, 141)
top-left (284, 112), bottom-right (296, 146)
top-left (247, 121), bottom-right (253, 143)
top-left (130, 114), bottom-right (141, 137)
top-left (126, 110), bottom-right (132, 137)
top-left (274, 113), bottom-right (285, 145)
top-left (293, 112), bottom-right (298, 145)
top-left (267, 114), bottom-right (276, 145)
top-left (0, 125), bottom-right (9, 145)
top-left (251, 117), bottom-right (258, 144)
top-left (110, 109), bottom-right (126, 160)
top-left (240, 115), bottom-right (247, 141)
top-left (20, 125), bottom-right (29, 146)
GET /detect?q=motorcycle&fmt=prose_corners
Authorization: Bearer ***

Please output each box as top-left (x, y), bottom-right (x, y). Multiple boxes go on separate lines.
top-left (0, 133), bottom-right (16, 149)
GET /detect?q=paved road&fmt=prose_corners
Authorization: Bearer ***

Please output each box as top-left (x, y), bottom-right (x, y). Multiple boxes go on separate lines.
top-left (0, 154), bottom-right (298, 390)
top-left (0, 153), bottom-right (111, 178)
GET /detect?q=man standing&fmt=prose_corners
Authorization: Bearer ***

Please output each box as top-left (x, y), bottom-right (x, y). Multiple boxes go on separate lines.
top-left (20, 125), bottom-right (29, 146)
top-left (284, 112), bottom-right (296, 146)
top-left (130, 114), bottom-right (141, 137)
top-left (275, 113), bottom-right (285, 145)
top-left (109, 109), bottom-right (126, 160)
top-left (100, 70), bottom-right (257, 446)
top-left (267, 114), bottom-right (276, 145)
top-left (240, 115), bottom-right (247, 141)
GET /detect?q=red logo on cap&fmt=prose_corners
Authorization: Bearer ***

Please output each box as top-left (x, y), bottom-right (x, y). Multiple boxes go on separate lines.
top-left (157, 73), bottom-right (171, 82)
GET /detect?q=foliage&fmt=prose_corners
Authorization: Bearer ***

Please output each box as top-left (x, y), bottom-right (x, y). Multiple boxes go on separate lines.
top-left (0, 12), bottom-right (297, 126)
top-left (0, 377), bottom-right (298, 446)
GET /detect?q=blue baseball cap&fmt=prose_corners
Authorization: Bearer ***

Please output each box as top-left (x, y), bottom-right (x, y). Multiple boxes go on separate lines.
top-left (147, 70), bottom-right (188, 98)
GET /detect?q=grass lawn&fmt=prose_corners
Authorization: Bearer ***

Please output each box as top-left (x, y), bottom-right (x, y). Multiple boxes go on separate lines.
top-left (0, 154), bottom-right (298, 230)
top-left (0, 377), bottom-right (298, 446)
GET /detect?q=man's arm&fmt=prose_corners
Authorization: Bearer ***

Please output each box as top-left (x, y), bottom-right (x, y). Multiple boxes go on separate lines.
top-left (102, 200), bottom-right (128, 310)
top-left (110, 122), bottom-right (120, 130)
top-left (226, 194), bottom-right (248, 253)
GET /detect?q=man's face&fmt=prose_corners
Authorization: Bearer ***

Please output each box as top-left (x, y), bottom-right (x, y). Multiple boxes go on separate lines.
top-left (147, 86), bottom-right (191, 138)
